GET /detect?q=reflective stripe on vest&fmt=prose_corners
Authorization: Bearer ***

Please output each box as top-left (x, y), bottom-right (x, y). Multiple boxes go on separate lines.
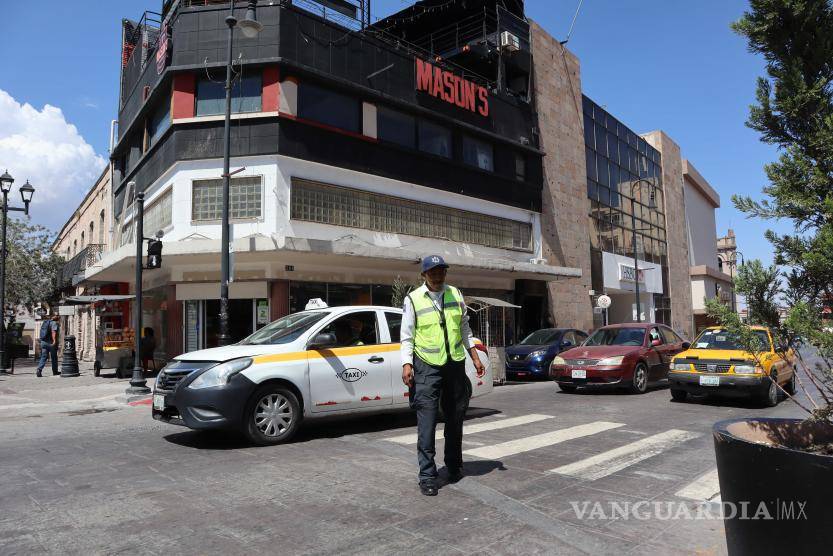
top-left (409, 285), bottom-right (466, 366)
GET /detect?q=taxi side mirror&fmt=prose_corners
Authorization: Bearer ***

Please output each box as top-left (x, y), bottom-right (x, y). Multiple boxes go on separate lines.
top-left (681, 342), bottom-right (691, 350)
top-left (308, 332), bottom-right (337, 350)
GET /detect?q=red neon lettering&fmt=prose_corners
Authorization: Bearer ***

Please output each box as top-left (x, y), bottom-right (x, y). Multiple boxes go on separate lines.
top-left (477, 86), bottom-right (489, 117)
top-left (452, 75), bottom-right (467, 109)
top-left (443, 71), bottom-right (455, 104)
top-left (462, 80), bottom-right (476, 111)
top-left (416, 58), bottom-right (433, 92)
top-left (432, 66), bottom-right (444, 98)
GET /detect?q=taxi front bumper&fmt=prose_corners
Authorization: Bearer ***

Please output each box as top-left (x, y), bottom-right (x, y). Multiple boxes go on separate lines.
top-left (152, 373), bottom-right (257, 431)
top-left (668, 370), bottom-right (766, 396)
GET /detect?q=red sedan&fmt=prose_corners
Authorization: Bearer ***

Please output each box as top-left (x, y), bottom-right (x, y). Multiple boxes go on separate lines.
top-left (549, 323), bottom-right (690, 394)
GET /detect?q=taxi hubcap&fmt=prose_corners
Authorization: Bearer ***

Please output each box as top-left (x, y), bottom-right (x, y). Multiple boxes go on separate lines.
top-left (255, 393), bottom-right (292, 437)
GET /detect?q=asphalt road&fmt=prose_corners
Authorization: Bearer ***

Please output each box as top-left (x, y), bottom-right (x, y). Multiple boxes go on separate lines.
top-left (0, 369), bottom-right (810, 555)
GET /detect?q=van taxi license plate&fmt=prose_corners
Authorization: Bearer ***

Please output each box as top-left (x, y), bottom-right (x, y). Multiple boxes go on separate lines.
top-left (152, 394), bottom-right (165, 410)
top-left (572, 369), bottom-right (586, 379)
top-left (699, 376), bottom-right (720, 386)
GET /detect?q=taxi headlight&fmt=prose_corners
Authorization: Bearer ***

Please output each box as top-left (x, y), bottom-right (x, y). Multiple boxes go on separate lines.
top-left (733, 364), bottom-right (759, 374)
top-left (551, 356), bottom-right (566, 366)
top-left (597, 356), bottom-right (624, 366)
top-left (528, 350), bottom-right (547, 360)
top-left (188, 358), bottom-right (253, 389)
top-left (672, 362), bottom-right (691, 371)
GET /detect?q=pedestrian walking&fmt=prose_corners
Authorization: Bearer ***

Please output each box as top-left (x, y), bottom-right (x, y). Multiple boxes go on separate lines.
top-left (36, 315), bottom-right (60, 377)
top-left (400, 255), bottom-right (486, 496)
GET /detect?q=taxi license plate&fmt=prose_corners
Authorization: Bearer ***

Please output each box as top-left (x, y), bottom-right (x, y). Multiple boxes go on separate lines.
top-left (571, 369), bottom-right (586, 379)
top-left (699, 376), bottom-right (720, 386)
top-left (152, 394), bottom-right (165, 410)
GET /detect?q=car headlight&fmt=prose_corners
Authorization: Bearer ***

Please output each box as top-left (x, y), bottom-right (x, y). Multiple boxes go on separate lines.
top-left (597, 356), bottom-right (624, 366)
top-left (188, 358), bottom-right (253, 389)
top-left (551, 356), bottom-right (566, 366)
top-left (672, 362), bottom-right (691, 371)
top-left (733, 364), bottom-right (760, 374)
top-left (528, 350), bottom-right (548, 360)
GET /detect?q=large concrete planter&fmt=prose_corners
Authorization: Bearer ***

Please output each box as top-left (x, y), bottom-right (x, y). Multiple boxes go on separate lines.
top-left (713, 417), bottom-right (833, 555)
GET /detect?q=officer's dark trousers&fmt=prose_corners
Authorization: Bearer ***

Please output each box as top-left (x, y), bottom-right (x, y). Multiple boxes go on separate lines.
top-left (409, 356), bottom-right (470, 483)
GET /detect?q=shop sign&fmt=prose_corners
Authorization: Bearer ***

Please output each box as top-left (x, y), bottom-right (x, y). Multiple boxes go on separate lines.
top-left (619, 264), bottom-right (645, 284)
top-left (256, 300), bottom-right (269, 325)
top-left (415, 58), bottom-right (489, 117)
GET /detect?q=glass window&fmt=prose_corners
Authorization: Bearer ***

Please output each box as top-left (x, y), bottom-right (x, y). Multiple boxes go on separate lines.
top-left (192, 176), bottom-right (262, 221)
top-left (144, 189), bottom-right (173, 236)
top-left (291, 178), bottom-right (532, 251)
top-left (418, 120), bottom-right (452, 158)
top-left (607, 132), bottom-right (618, 164)
top-left (147, 96), bottom-right (171, 146)
top-left (585, 147), bottom-right (597, 182)
top-left (319, 311), bottom-right (379, 346)
top-left (594, 123), bottom-right (607, 156)
top-left (196, 75), bottom-right (262, 116)
top-left (514, 153), bottom-right (526, 181)
top-left (239, 311), bottom-right (327, 345)
top-left (462, 135), bottom-right (494, 171)
top-left (377, 106), bottom-right (415, 148)
top-left (583, 114), bottom-right (594, 148)
top-left (385, 312), bottom-right (402, 343)
top-left (660, 326), bottom-right (682, 345)
top-left (598, 185), bottom-right (610, 205)
top-left (587, 179), bottom-right (598, 201)
top-left (585, 327), bottom-right (645, 346)
top-left (298, 82), bottom-right (360, 132)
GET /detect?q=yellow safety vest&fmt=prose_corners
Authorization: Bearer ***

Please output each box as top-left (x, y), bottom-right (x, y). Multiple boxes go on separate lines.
top-left (409, 285), bottom-right (467, 366)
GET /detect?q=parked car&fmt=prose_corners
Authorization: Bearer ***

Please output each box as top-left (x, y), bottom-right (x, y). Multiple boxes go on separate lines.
top-left (668, 326), bottom-right (796, 406)
top-left (505, 328), bottom-right (588, 380)
top-left (549, 323), bottom-right (690, 394)
top-left (151, 305), bottom-right (492, 445)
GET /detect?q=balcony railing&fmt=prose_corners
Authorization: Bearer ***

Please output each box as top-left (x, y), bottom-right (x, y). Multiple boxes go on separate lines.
top-left (60, 244), bottom-right (105, 286)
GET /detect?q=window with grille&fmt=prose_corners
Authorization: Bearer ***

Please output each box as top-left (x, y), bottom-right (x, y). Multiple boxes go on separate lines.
top-left (119, 189), bottom-right (173, 246)
top-left (192, 177), bottom-right (262, 222)
top-left (290, 178), bottom-right (532, 251)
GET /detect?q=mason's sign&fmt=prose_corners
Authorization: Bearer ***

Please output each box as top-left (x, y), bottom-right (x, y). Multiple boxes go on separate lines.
top-left (416, 58), bottom-right (489, 117)
top-left (619, 264), bottom-right (645, 284)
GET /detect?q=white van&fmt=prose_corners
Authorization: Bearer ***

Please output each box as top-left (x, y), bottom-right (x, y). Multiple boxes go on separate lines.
top-left (152, 305), bottom-right (493, 444)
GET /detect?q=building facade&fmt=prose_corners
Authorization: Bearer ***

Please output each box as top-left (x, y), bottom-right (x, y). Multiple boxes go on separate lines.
top-left (53, 167), bottom-right (111, 361)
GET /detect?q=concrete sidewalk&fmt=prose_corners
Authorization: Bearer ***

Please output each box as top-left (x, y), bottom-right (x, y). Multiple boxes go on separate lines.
top-left (0, 359), bottom-right (154, 419)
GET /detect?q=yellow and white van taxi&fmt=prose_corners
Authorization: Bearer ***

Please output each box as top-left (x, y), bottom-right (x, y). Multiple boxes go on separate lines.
top-left (152, 305), bottom-right (492, 444)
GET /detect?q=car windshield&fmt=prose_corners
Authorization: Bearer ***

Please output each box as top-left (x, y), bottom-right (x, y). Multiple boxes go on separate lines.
top-left (585, 327), bottom-right (645, 347)
top-left (520, 329), bottom-right (559, 345)
top-left (691, 329), bottom-right (771, 351)
top-left (239, 312), bottom-right (328, 345)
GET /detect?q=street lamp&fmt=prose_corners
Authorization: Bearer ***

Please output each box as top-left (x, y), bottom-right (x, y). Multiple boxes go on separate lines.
top-left (628, 175), bottom-right (657, 323)
top-left (0, 170), bottom-right (35, 372)
top-left (219, 0), bottom-right (262, 346)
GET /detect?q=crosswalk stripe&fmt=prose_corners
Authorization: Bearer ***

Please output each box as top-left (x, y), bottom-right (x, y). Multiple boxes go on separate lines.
top-left (675, 468), bottom-right (721, 501)
top-left (463, 421), bottom-right (625, 460)
top-left (550, 429), bottom-right (701, 480)
top-left (383, 413), bottom-right (554, 445)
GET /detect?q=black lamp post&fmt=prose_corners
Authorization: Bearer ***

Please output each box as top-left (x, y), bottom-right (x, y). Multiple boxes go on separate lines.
top-left (0, 170), bottom-right (35, 372)
top-left (218, 0), bottom-right (262, 347)
top-left (628, 175), bottom-right (657, 323)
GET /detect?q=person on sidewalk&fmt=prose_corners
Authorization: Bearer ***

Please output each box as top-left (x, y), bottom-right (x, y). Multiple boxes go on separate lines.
top-left (400, 255), bottom-right (486, 496)
top-left (36, 315), bottom-right (60, 377)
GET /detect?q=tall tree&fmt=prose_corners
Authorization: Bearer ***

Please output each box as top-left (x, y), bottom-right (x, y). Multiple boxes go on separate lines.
top-left (4, 218), bottom-right (63, 310)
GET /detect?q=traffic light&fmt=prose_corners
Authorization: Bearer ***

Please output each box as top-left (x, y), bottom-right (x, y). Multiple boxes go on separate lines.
top-left (146, 239), bottom-right (162, 269)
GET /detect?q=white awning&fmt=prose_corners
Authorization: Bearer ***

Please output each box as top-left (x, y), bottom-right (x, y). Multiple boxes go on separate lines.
top-left (465, 296), bottom-right (521, 309)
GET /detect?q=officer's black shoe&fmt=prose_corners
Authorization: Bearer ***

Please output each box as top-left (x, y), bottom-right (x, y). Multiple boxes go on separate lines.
top-left (419, 482), bottom-right (438, 496)
top-left (447, 468), bottom-right (464, 484)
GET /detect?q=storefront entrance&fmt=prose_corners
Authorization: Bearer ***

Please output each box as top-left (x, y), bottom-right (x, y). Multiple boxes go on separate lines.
top-left (184, 298), bottom-right (269, 350)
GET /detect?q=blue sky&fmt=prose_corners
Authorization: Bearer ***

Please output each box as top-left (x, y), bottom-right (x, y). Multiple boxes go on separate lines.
top-left (0, 0), bottom-right (788, 266)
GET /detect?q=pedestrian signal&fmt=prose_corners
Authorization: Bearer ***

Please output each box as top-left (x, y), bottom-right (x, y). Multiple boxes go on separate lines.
top-left (146, 239), bottom-right (162, 269)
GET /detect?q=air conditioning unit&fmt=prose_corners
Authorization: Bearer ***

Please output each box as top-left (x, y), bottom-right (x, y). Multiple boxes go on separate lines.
top-left (500, 31), bottom-right (520, 52)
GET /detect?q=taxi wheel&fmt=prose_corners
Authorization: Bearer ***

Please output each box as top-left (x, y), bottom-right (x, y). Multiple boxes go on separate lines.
top-left (244, 384), bottom-right (301, 446)
top-left (759, 373), bottom-right (779, 408)
top-left (629, 363), bottom-right (649, 394)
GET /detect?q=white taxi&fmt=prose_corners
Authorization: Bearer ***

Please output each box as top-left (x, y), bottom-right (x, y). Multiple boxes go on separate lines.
top-left (152, 305), bottom-right (492, 444)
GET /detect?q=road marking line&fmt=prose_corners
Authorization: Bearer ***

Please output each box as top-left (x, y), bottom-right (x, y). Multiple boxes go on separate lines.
top-left (550, 429), bottom-right (701, 480)
top-left (383, 413), bottom-right (554, 444)
top-left (463, 421), bottom-right (625, 460)
top-left (675, 468), bottom-right (721, 501)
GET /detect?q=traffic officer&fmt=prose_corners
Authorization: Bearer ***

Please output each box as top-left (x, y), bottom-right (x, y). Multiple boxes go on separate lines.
top-left (400, 255), bottom-right (486, 496)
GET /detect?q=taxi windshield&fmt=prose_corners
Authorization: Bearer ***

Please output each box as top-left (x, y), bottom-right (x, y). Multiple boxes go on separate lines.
top-left (520, 329), bottom-right (559, 345)
top-left (239, 312), bottom-right (328, 345)
top-left (585, 327), bottom-right (645, 346)
top-left (691, 329), bottom-right (771, 351)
